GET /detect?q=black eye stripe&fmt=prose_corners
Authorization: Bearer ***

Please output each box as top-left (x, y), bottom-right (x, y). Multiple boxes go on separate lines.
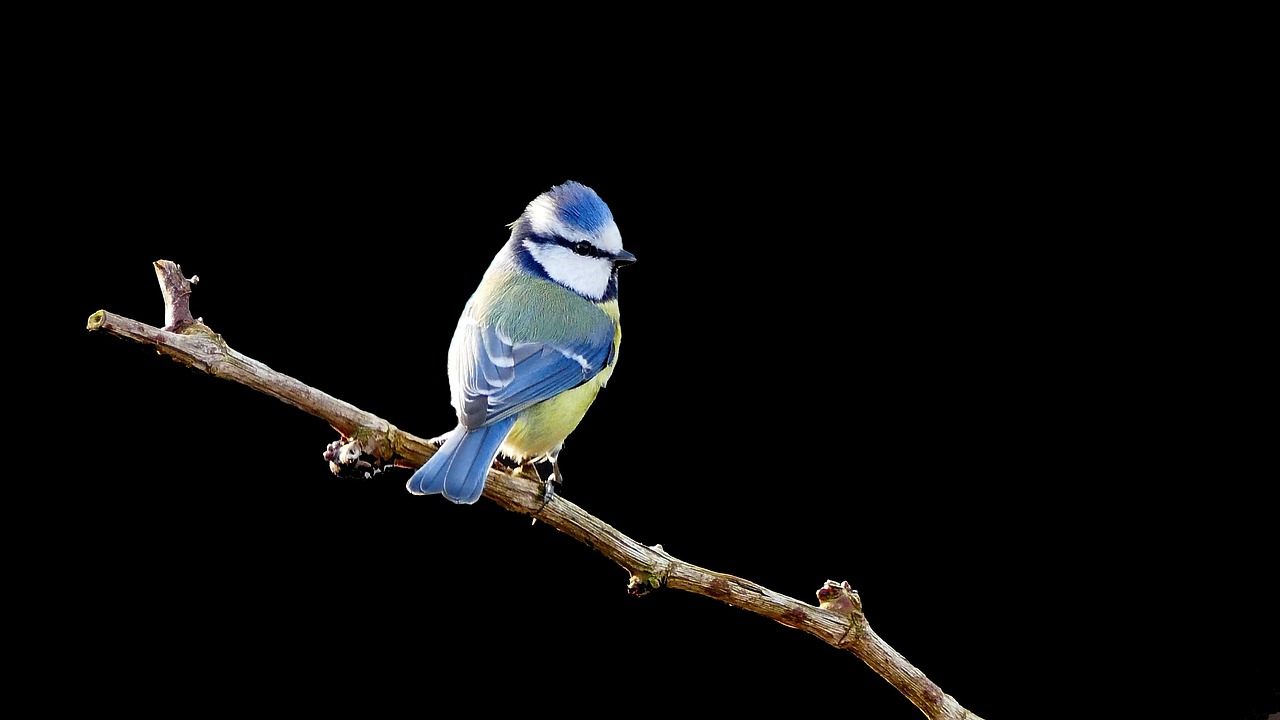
top-left (565, 239), bottom-right (610, 259)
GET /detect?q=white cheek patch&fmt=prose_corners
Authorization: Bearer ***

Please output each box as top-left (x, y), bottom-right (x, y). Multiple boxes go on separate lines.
top-left (524, 241), bottom-right (612, 301)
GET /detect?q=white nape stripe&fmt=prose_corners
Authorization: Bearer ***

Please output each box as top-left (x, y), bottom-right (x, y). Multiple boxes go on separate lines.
top-left (523, 240), bottom-right (612, 301)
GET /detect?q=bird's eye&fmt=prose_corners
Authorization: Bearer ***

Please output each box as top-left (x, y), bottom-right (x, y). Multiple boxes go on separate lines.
top-left (571, 241), bottom-right (595, 256)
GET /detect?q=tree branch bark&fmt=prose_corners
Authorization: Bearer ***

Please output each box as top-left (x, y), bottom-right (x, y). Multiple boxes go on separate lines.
top-left (85, 259), bottom-right (984, 720)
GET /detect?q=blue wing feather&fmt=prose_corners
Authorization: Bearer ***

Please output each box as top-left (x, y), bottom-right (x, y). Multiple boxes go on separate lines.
top-left (452, 318), bottom-right (613, 429)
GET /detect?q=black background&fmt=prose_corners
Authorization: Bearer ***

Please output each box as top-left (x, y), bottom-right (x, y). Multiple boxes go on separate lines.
top-left (41, 26), bottom-right (1276, 720)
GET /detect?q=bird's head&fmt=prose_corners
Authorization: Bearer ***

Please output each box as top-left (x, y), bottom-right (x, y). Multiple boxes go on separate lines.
top-left (510, 181), bottom-right (635, 302)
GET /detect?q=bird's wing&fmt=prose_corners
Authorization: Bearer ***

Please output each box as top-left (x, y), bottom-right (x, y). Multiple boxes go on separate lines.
top-left (450, 316), bottom-right (614, 430)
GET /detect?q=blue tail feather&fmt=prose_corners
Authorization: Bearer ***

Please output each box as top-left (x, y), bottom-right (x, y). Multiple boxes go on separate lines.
top-left (406, 418), bottom-right (516, 504)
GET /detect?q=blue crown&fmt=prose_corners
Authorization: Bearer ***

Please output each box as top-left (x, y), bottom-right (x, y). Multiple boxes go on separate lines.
top-left (546, 181), bottom-right (613, 233)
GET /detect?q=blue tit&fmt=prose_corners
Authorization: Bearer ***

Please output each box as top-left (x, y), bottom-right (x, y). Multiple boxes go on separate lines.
top-left (407, 180), bottom-right (636, 504)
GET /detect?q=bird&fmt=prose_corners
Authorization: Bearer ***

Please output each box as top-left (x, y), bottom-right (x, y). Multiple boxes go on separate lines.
top-left (407, 180), bottom-right (635, 504)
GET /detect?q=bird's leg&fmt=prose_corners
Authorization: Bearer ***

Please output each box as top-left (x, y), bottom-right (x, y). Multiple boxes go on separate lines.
top-left (529, 453), bottom-right (566, 524)
top-left (551, 455), bottom-right (565, 487)
top-left (528, 456), bottom-right (558, 524)
top-left (545, 451), bottom-right (564, 498)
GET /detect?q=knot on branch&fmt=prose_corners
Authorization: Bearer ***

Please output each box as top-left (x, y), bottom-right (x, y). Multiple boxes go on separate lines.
top-left (817, 579), bottom-right (863, 617)
top-left (627, 543), bottom-right (673, 597)
top-left (324, 437), bottom-right (392, 480)
top-left (817, 580), bottom-right (866, 647)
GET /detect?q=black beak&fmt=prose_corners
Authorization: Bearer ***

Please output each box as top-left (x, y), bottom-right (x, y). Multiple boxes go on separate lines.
top-left (613, 250), bottom-right (637, 266)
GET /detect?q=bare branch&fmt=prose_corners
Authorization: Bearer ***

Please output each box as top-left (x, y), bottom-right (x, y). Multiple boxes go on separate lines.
top-left (154, 259), bottom-right (198, 331)
top-left (86, 260), bottom-right (984, 720)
